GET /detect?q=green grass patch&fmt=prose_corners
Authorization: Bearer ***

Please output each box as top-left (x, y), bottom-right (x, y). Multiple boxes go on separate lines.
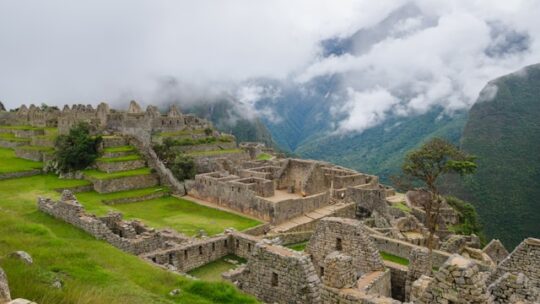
top-left (97, 154), bottom-right (141, 163)
top-left (391, 202), bottom-right (412, 213)
top-left (187, 149), bottom-right (243, 157)
top-left (0, 148), bottom-right (43, 173)
top-left (0, 174), bottom-right (258, 303)
top-left (103, 145), bottom-right (136, 153)
top-left (158, 129), bottom-right (205, 137)
top-left (0, 133), bottom-right (30, 142)
top-left (188, 255), bottom-right (246, 282)
top-left (380, 251), bottom-right (409, 266)
top-left (256, 153), bottom-right (272, 161)
top-left (76, 187), bottom-right (170, 204)
top-left (0, 125), bottom-right (42, 131)
top-left (78, 195), bottom-right (261, 236)
top-left (83, 168), bottom-right (152, 180)
top-left (286, 241), bottom-right (308, 251)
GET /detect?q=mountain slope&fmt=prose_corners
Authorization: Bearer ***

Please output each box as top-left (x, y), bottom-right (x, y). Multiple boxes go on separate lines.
top-left (445, 64), bottom-right (540, 248)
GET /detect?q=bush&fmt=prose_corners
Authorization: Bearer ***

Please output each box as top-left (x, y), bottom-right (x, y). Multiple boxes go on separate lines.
top-left (445, 195), bottom-right (485, 241)
top-left (54, 123), bottom-right (101, 172)
top-left (153, 139), bottom-right (196, 181)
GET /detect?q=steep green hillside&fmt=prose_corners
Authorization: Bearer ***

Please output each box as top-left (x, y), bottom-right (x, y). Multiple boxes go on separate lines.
top-left (446, 64), bottom-right (540, 248)
top-left (295, 108), bottom-right (467, 183)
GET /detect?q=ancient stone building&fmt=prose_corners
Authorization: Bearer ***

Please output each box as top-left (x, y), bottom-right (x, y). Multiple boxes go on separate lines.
top-left (483, 239), bottom-right (510, 265)
top-left (489, 238), bottom-right (540, 288)
top-left (306, 217), bottom-right (384, 279)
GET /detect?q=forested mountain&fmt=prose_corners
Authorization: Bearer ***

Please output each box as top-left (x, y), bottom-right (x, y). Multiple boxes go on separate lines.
top-left (444, 64), bottom-right (540, 247)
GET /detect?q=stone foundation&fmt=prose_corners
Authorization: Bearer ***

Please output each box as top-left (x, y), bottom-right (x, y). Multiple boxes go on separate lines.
top-left (90, 174), bottom-right (159, 193)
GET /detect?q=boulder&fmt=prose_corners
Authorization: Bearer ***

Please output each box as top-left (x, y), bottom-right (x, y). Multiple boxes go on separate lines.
top-left (0, 267), bottom-right (11, 303)
top-left (9, 251), bottom-right (33, 265)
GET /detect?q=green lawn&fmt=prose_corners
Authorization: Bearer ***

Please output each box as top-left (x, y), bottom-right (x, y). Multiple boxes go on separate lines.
top-left (391, 202), bottom-right (412, 213)
top-left (0, 133), bottom-right (31, 142)
top-left (83, 168), bottom-right (152, 180)
top-left (0, 174), bottom-right (258, 304)
top-left (77, 194), bottom-right (261, 236)
top-left (187, 149), bottom-right (243, 157)
top-left (188, 255), bottom-right (246, 282)
top-left (286, 241), bottom-right (308, 251)
top-left (0, 125), bottom-right (43, 131)
top-left (256, 153), bottom-right (272, 161)
top-left (0, 148), bottom-right (43, 174)
top-left (97, 154), bottom-right (141, 163)
top-left (158, 129), bottom-right (205, 137)
top-left (103, 145), bottom-right (136, 153)
top-left (380, 251), bottom-right (409, 266)
top-left (76, 187), bottom-right (169, 204)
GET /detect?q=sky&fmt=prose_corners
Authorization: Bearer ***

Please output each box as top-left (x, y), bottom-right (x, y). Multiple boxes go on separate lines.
top-left (1, 0), bottom-right (540, 133)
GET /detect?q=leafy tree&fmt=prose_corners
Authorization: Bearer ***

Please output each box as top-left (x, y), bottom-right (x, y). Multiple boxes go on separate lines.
top-left (402, 137), bottom-right (477, 250)
top-left (153, 138), bottom-right (196, 181)
top-left (54, 123), bottom-right (102, 172)
top-left (445, 196), bottom-right (485, 243)
top-left (204, 127), bottom-right (213, 136)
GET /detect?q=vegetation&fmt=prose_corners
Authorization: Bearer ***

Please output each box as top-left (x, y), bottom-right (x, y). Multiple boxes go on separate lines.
top-left (0, 147), bottom-right (43, 173)
top-left (0, 174), bottom-right (258, 304)
top-left (83, 168), bottom-right (152, 180)
top-left (153, 139), bottom-right (196, 181)
top-left (256, 153), bottom-right (272, 161)
top-left (76, 194), bottom-right (261, 236)
top-left (188, 255), bottom-right (246, 282)
top-left (97, 154), bottom-right (141, 163)
top-left (187, 149), bottom-right (243, 157)
top-left (0, 132), bottom-right (31, 142)
top-left (444, 64), bottom-right (540, 248)
top-left (54, 123), bottom-right (102, 172)
top-left (103, 145), bottom-right (136, 153)
top-left (391, 202), bottom-right (411, 213)
top-left (401, 138), bottom-right (477, 250)
top-left (286, 241), bottom-right (308, 251)
top-left (445, 196), bottom-right (484, 241)
top-left (380, 251), bottom-right (409, 266)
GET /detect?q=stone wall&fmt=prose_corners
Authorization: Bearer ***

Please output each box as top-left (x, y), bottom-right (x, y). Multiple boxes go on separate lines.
top-left (386, 262), bottom-right (407, 301)
top-left (14, 148), bottom-right (44, 162)
top-left (96, 159), bottom-right (146, 173)
top-left (488, 272), bottom-right (539, 303)
top-left (37, 191), bottom-right (179, 255)
top-left (90, 174), bottom-right (159, 193)
top-left (489, 238), bottom-right (540, 287)
top-left (0, 170), bottom-right (41, 181)
top-left (235, 241), bottom-right (322, 304)
top-left (0, 267), bottom-right (10, 303)
top-left (482, 239), bottom-right (509, 265)
top-left (306, 217), bottom-right (384, 278)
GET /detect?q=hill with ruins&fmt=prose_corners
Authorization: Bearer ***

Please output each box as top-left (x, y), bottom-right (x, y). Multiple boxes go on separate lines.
top-left (0, 100), bottom-right (538, 303)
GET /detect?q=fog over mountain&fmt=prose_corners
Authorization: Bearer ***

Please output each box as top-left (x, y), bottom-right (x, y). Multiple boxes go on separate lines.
top-left (1, 0), bottom-right (540, 135)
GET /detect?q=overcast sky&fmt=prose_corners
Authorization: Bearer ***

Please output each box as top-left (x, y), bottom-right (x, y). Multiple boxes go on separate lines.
top-left (1, 1), bottom-right (540, 132)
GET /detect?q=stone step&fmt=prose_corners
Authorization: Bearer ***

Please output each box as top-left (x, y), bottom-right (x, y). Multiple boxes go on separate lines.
top-left (102, 135), bottom-right (128, 148)
top-left (83, 168), bottom-right (159, 194)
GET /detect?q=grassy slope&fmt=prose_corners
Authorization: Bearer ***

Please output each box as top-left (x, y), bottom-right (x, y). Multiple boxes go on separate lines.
top-left (0, 174), bottom-right (258, 303)
top-left (0, 147), bottom-right (43, 173)
top-left (188, 255), bottom-right (246, 282)
top-left (446, 64), bottom-right (540, 248)
top-left (83, 168), bottom-right (152, 180)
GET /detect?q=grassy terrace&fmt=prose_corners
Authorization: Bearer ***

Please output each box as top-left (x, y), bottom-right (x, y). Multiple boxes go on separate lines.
top-left (0, 147), bottom-right (43, 173)
top-left (0, 133), bottom-right (30, 142)
top-left (0, 125), bottom-right (43, 131)
top-left (103, 145), bottom-right (136, 153)
top-left (78, 194), bottom-right (260, 236)
top-left (391, 202), bottom-right (412, 213)
top-left (0, 174), bottom-right (258, 303)
top-left (256, 153), bottom-right (272, 161)
top-left (188, 255), bottom-right (246, 282)
top-left (157, 129), bottom-right (205, 137)
top-left (380, 251), bottom-right (409, 266)
top-left (187, 149), bottom-right (243, 157)
top-left (83, 168), bottom-right (152, 180)
top-left (286, 241), bottom-right (308, 251)
top-left (18, 145), bottom-right (54, 152)
top-left (76, 186), bottom-right (169, 203)
top-left (97, 154), bottom-right (141, 163)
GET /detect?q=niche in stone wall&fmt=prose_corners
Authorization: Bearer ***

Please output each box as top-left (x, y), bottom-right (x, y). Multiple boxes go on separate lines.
top-left (271, 272), bottom-right (279, 287)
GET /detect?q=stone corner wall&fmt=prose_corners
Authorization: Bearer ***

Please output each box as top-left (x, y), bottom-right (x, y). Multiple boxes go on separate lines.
top-left (489, 238), bottom-right (540, 287)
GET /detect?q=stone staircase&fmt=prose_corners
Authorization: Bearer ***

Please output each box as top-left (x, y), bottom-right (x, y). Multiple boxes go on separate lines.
top-left (269, 200), bottom-right (355, 234)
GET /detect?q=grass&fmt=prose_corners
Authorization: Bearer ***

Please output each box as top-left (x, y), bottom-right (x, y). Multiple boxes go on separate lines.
top-left (0, 125), bottom-right (42, 131)
top-left (391, 202), bottom-right (412, 213)
top-left (83, 168), bottom-right (152, 180)
top-left (158, 129), bottom-right (205, 137)
top-left (76, 187), bottom-right (170, 204)
top-left (286, 241), bottom-right (308, 251)
top-left (0, 147), bottom-right (43, 174)
top-left (255, 153), bottom-right (272, 161)
top-left (0, 133), bottom-right (31, 142)
top-left (0, 174), bottom-right (258, 303)
top-left (188, 255), bottom-right (246, 282)
top-left (380, 251), bottom-right (409, 266)
top-left (103, 145), bottom-right (136, 153)
top-left (77, 195), bottom-right (261, 236)
top-left (97, 154), bottom-right (141, 163)
top-left (187, 149), bottom-right (243, 157)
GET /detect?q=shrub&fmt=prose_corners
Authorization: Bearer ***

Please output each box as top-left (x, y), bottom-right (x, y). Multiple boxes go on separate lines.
top-left (54, 123), bottom-right (101, 172)
top-left (153, 139), bottom-right (196, 181)
top-left (445, 195), bottom-right (485, 241)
